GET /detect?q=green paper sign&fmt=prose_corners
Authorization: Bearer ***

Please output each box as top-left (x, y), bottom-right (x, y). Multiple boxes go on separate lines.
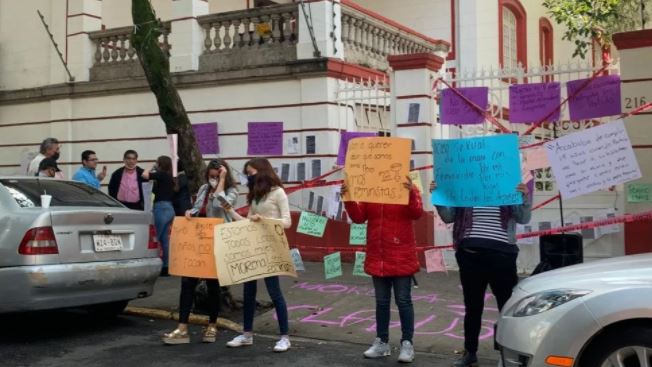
top-left (297, 211), bottom-right (328, 237)
top-left (628, 183), bottom-right (652, 203)
top-left (349, 223), bottom-right (367, 245)
top-left (352, 251), bottom-right (370, 277)
top-left (324, 252), bottom-right (342, 279)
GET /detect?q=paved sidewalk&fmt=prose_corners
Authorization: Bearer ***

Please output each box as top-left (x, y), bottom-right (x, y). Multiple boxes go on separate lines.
top-left (130, 262), bottom-right (502, 363)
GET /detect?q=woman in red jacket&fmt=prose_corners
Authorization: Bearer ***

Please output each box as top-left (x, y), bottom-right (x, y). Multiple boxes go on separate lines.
top-left (341, 176), bottom-right (423, 363)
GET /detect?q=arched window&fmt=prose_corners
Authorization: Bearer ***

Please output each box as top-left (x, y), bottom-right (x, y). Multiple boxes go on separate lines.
top-left (539, 17), bottom-right (554, 66)
top-left (499, 0), bottom-right (527, 70)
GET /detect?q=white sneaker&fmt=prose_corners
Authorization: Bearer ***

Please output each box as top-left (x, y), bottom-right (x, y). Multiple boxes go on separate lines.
top-left (273, 337), bottom-right (291, 352)
top-left (363, 337), bottom-right (391, 358)
top-left (226, 334), bottom-right (253, 348)
top-left (398, 340), bottom-right (415, 363)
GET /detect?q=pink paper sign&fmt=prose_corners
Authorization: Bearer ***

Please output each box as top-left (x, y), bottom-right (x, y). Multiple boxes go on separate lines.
top-left (248, 122), bottom-right (283, 155)
top-left (524, 146), bottom-right (551, 171)
top-left (192, 123), bottom-right (219, 155)
top-left (567, 75), bottom-right (622, 120)
top-left (509, 82), bottom-right (561, 123)
top-left (440, 87), bottom-right (488, 125)
top-left (336, 131), bottom-right (377, 165)
top-left (424, 248), bottom-right (446, 273)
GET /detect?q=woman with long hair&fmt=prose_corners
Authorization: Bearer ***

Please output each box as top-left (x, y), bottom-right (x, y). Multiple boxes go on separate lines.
top-left (162, 159), bottom-right (238, 345)
top-left (142, 156), bottom-right (175, 276)
top-left (221, 157), bottom-right (292, 352)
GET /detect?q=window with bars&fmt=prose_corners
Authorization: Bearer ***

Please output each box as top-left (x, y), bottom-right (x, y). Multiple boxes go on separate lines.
top-left (503, 7), bottom-right (518, 70)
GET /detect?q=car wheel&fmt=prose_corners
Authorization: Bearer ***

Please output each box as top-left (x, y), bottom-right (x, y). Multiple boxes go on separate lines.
top-left (86, 300), bottom-right (129, 319)
top-left (581, 327), bottom-right (652, 367)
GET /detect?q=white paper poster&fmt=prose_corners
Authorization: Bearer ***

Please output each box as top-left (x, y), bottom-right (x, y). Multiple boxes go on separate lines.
top-left (545, 120), bottom-right (641, 199)
top-left (167, 134), bottom-right (178, 177)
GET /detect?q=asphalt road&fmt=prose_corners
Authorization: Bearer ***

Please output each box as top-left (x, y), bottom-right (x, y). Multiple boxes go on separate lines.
top-left (0, 310), bottom-right (483, 367)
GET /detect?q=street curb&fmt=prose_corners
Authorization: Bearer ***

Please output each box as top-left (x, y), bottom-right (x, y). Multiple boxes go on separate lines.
top-left (124, 306), bottom-right (243, 332)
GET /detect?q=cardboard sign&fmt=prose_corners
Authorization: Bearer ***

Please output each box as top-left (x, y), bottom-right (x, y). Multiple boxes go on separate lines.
top-left (509, 82), bottom-right (561, 123)
top-left (336, 131), bottom-right (377, 165)
top-left (192, 122), bottom-right (219, 154)
top-left (424, 248), bottom-right (446, 273)
top-left (349, 223), bottom-right (367, 245)
top-left (628, 183), bottom-right (652, 203)
top-left (213, 218), bottom-right (297, 286)
top-left (297, 211), bottom-right (328, 237)
top-left (344, 137), bottom-right (412, 205)
top-left (431, 134), bottom-right (523, 207)
top-left (247, 122), bottom-right (283, 155)
top-left (290, 248), bottom-right (305, 271)
top-left (169, 217), bottom-right (224, 279)
top-left (545, 119), bottom-right (641, 199)
top-left (324, 252), bottom-right (342, 279)
top-left (352, 251), bottom-right (370, 277)
top-left (440, 87), bottom-right (488, 125)
top-left (567, 75), bottom-right (622, 120)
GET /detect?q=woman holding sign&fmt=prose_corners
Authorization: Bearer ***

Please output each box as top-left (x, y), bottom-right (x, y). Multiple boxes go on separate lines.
top-left (221, 157), bottom-right (292, 353)
top-left (340, 176), bottom-right (423, 363)
top-left (162, 159), bottom-right (239, 345)
top-left (430, 180), bottom-right (531, 367)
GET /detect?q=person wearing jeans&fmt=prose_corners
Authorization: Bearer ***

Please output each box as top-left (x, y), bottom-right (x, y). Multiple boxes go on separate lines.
top-left (431, 180), bottom-right (531, 367)
top-left (222, 158), bottom-right (292, 353)
top-left (341, 176), bottom-right (423, 363)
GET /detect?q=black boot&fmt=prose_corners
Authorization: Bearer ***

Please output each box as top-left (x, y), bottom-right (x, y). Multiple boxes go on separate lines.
top-left (452, 351), bottom-right (478, 367)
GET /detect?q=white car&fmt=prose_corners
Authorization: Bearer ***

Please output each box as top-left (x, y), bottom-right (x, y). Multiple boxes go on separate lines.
top-left (497, 253), bottom-right (652, 367)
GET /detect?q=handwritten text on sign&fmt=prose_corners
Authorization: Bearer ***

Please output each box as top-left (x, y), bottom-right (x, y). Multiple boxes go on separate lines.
top-left (628, 183), bottom-right (652, 203)
top-left (431, 134), bottom-right (522, 207)
top-left (344, 137), bottom-right (412, 205)
top-left (545, 119), bottom-right (641, 199)
top-left (440, 87), bottom-right (488, 125)
top-left (567, 75), bottom-right (622, 120)
top-left (213, 218), bottom-right (297, 286)
top-left (247, 122), bottom-right (283, 155)
top-left (169, 217), bottom-right (224, 279)
top-left (297, 211), bottom-right (328, 237)
top-left (192, 122), bottom-right (219, 154)
top-left (509, 82), bottom-right (561, 123)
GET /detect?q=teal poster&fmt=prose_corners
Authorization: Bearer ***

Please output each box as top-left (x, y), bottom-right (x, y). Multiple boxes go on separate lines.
top-left (431, 134), bottom-right (523, 207)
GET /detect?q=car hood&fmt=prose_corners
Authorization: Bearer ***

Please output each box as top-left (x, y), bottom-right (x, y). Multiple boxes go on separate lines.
top-left (518, 253), bottom-right (652, 293)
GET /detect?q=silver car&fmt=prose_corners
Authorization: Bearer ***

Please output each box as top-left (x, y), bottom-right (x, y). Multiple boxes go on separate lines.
top-left (497, 253), bottom-right (652, 367)
top-left (0, 177), bottom-right (161, 316)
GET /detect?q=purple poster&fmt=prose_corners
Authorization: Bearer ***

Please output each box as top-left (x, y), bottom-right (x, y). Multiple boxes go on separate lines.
top-left (567, 75), bottom-right (622, 120)
top-left (440, 86), bottom-right (488, 125)
top-left (336, 131), bottom-right (377, 165)
top-left (248, 122), bottom-right (283, 155)
top-left (509, 82), bottom-right (561, 123)
top-left (192, 122), bottom-right (219, 155)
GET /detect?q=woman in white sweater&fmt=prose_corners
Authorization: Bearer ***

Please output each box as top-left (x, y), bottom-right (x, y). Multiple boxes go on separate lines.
top-left (222, 157), bottom-right (292, 352)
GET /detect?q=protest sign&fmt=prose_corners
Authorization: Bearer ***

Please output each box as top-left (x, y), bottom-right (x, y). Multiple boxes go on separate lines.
top-left (628, 183), bottom-right (652, 202)
top-left (523, 146), bottom-right (551, 171)
top-left (214, 218), bottom-right (297, 286)
top-left (424, 248), bottom-right (446, 273)
top-left (297, 211), bottom-right (328, 237)
top-left (509, 82), bottom-right (561, 123)
top-left (192, 122), bottom-right (219, 154)
top-left (324, 252), bottom-right (342, 279)
top-left (352, 251), bottom-right (370, 277)
top-left (545, 119), bottom-right (641, 199)
top-left (431, 134), bottom-right (522, 206)
top-left (290, 248), bottom-right (305, 271)
top-left (336, 131), bottom-right (377, 165)
top-left (349, 223), bottom-right (367, 245)
top-left (567, 75), bottom-right (622, 120)
top-left (344, 137), bottom-right (412, 205)
top-left (248, 122), bottom-right (283, 155)
top-left (408, 170), bottom-right (424, 193)
top-left (440, 87), bottom-right (488, 125)
top-left (169, 217), bottom-right (224, 279)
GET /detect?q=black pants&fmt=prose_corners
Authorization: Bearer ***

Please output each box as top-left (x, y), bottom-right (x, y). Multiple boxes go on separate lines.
top-left (456, 248), bottom-right (518, 353)
top-left (120, 201), bottom-right (143, 210)
top-left (179, 277), bottom-right (221, 324)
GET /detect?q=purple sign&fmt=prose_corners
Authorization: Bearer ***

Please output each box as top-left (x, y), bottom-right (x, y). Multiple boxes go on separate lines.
top-left (440, 86), bottom-right (488, 125)
top-left (192, 122), bottom-right (219, 155)
top-left (336, 131), bottom-right (377, 165)
top-left (567, 75), bottom-right (622, 120)
top-left (248, 122), bottom-right (283, 155)
top-left (509, 82), bottom-right (561, 123)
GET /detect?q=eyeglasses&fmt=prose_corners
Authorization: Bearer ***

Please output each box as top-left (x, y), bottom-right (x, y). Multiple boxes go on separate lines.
top-left (87, 158), bottom-right (99, 162)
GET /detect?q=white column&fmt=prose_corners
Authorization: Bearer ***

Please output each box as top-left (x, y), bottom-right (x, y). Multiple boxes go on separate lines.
top-left (169, 0), bottom-right (209, 72)
top-left (297, 0), bottom-right (343, 60)
top-left (66, 0), bottom-right (103, 83)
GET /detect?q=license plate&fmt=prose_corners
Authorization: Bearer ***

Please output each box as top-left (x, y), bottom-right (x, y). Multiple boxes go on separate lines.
top-left (93, 235), bottom-right (123, 252)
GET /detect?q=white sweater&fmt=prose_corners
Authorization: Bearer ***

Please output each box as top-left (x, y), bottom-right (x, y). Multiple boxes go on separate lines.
top-left (231, 186), bottom-right (292, 229)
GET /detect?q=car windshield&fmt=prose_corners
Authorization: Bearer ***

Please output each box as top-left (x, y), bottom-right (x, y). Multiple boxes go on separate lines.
top-left (0, 179), bottom-right (123, 208)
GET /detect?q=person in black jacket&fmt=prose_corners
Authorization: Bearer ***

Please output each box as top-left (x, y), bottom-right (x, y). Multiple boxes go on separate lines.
top-left (108, 150), bottom-right (147, 210)
top-left (172, 160), bottom-right (192, 216)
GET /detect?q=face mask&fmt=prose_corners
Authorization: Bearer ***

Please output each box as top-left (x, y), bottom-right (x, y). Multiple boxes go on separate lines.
top-left (247, 174), bottom-right (256, 186)
top-left (52, 152), bottom-right (60, 160)
top-left (209, 179), bottom-right (218, 188)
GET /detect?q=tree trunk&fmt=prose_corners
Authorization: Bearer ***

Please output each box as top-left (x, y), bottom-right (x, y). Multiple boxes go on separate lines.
top-left (131, 0), bottom-right (204, 193)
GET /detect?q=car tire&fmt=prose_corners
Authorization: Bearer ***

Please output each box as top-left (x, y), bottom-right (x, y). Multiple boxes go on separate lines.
top-left (86, 300), bottom-right (129, 319)
top-left (580, 326), bottom-right (652, 367)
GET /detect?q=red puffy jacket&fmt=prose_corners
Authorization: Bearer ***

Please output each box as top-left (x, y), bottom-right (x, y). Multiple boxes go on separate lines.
top-left (344, 188), bottom-right (423, 277)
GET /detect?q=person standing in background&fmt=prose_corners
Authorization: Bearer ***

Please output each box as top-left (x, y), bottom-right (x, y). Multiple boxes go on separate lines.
top-left (172, 160), bottom-right (192, 216)
top-left (28, 138), bottom-right (61, 177)
top-left (72, 150), bottom-right (107, 189)
top-left (109, 150), bottom-right (147, 210)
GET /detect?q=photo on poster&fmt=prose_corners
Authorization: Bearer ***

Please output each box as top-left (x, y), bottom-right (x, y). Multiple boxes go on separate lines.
top-left (312, 159), bottom-right (322, 179)
top-left (281, 163), bottom-right (290, 182)
top-left (297, 162), bottom-right (306, 181)
top-left (306, 136), bottom-right (316, 154)
top-left (408, 103), bottom-right (420, 123)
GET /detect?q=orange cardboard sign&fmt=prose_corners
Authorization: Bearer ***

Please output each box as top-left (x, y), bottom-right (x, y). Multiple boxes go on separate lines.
top-left (343, 137), bottom-right (412, 205)
top-left (169, 217), bottom-right (224, 279)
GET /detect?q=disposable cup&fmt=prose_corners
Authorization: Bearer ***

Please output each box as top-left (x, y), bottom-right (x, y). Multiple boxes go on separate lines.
top-left (41, 194), bottom-right (52, 209)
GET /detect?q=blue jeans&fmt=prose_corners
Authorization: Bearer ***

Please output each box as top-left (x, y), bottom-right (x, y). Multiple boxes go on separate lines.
top-left (243, 276), bottom-right (289, 335)
top-left (153, 201), bottom-right (175, 267)
top-left (372, 276), bottom-right (414, 343)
